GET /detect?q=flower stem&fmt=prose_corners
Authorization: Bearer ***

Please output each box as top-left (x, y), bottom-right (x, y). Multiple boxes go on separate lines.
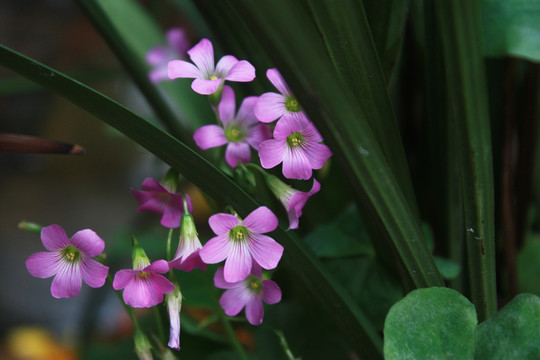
top-left (166, 228), bottom-right (174, 261)
top-left (273, 329), bottom-right (298, 360)
top-left (153, 306), bottom-right (166, 344)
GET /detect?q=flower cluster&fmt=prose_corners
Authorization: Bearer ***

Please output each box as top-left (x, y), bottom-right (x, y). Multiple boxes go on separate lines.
top-left (24, 33), bottom-right (328, 360)
top-left (174, 38), bottom-right (330, 229)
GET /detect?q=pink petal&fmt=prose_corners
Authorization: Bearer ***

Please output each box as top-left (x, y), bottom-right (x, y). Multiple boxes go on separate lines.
top-left (273, 115), bottom-right (303, 140)
top-left (51, 262), bottom-right (82, 298)
top-left (225, 60), bottom-right (256, 82)
top-left (146, 46), bottom-right (170, 65)
top-left (141, 177), bottom-right (167, 192)
top-left (215, 55), bottom-right (239, 77)
top-left (245, 296), bottom-right (264, 325)
top-left (218, 85), bottom-right (236, 125)
top-left (161, 201), bottom-right (182, 228)
top-left (214, 266), bottom-right (241, 290)
top-left (246, 124), bottom-right (272, 150)
top-left (242, 206), bottom-right (278, 234)
top-left (208, 213), bottom-right (239, 235)
top-left (150, 273), bottom-right (176, 294)
top-left (255, 92), bottom-right (286, 123)
top-left (113, 269), bottom-right (136, 290)
top-left (301, 118), bottom-right (324, 143)
top-left (26, 252), bottom-right (61, 278)
top-left (187, 38), bottom-right (215, 76)
top-left (259, 139), bottom-right (287, 169)
top-left (200, 234), bottom-right (230, 264)
top-left (282, 148), bottom-right (313, 180)
top-left (168, 60), bottom-right (200, 79)
top-left (144, 259), bottom-right (170, 274)
top-left (304, 143), bottom-right (332, 170)
top-left (288, 179), bottom-right (320, 229)
top-left (41, 225), bottom-right (70, 251)
top-left (191, 78), bottom-right (222, 95)
top-left (225, 142), bottom-right (251, 167)
top-left (80, 258), bottom-right (108, 288)
top-left (149, 66), bottom-right (170, 83)
top-left (223, 241), bottom-right (252, 282)
top-left (220, 287), bottom-right (250, 316)
top-left (236, 96), bottom-right (258, 126)
top-left (262, 279), bottom-right (282, 304)
top-left (193, 125), bottom-right (227, 150)
top-left (248, 234), bottom-right (283, 270)
top-left (169, 250), bottom-right (206, 272)
top-left (266, 68), bottom-right (291, 96)
top-left (167, 28), bottom-right (189, 54)
top-left (70, 229), bottom-right (105, 257)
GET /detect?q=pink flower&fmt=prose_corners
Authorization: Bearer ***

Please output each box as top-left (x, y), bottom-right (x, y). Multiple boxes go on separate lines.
top-left (214, 264), bottom-right (281, 326)
top-left (168, 38), bottom-right (255, 95)
top-left (113, 260), bottom-right (174, 308)
top-left (146, 28), bottom-right (189, 83)
top-left (132, 178), bottom-right (191, 229)
top-left (193, 85), bottom-right (271, 167)
top-left (200, 206), bottom-right (284, 283)
top-left (255, 68), bottom-right (305, 123)
top-left (266, 175), bottom-right (321, 230)
top-left (169, 197), bottom-right (206, 272)
top-left (113, 240), bottom-right (174, 308)
top-left (25, 224), bottom-right (109, 299)
top-left (259, 116), bottom-right (332, 180)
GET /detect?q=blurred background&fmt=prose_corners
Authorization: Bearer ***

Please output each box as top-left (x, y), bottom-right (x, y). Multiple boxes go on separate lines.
top-left (0, 1), bottom-right (181, 358)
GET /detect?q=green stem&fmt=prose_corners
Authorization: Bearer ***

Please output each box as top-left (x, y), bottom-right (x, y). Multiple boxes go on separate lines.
top-left (218, 310), bottom-right (249, 360)
top-left (166, 228), bottom-right (174, 262)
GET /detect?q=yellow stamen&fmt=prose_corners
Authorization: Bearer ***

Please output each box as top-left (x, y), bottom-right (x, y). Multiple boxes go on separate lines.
top-left (210, 75), bottom-right (218, 80)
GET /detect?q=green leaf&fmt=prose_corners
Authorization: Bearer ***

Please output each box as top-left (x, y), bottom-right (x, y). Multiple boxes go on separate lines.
top-left (383, 287), bottom-right (477, 360)
top-left (0, 43), bottom-right (382, 359)
top-left (433, 0), bottom-right (497, 321)
top-left (518, 234), bottom-right (540, 296)
top-left (304, 205), bottom-right (374, 258)
top-left (475, 293), bottom-right (540, 359)
top-left (76, 0), bottom-right (212, 141)
top-left (481, 0), bottom-right (540, 62)
top-left (197, 0), bottom-right (443, 294)
top-left (434, 257), bottom-right (461, 280)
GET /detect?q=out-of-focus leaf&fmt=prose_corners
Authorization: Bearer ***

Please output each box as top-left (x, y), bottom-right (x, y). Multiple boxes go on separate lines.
top-left (475, 294), bottom-right (540, 359)
top-left (482, 0), bottom-right (540, 62)
top-left (434, 257), bottom-right (461, 280)
top-left (518, 234), bottom-right (540, 296)
top-left (384, 287), bottom-right (477, 360)
top-left (304, 205), bottom-right (374, 258)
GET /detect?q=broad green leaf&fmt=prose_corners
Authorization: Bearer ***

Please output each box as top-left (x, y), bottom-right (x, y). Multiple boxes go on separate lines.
top-left (0, 43), bottom-right (382, 359)
top-left (518, 234), bottom-right (540, 296)
top-left (475, 294), bottom-right (540, 359)
top-left (482, 0), bottom-right (540, 62)
top-left (383, 287), bottom-right (477, 360)
top-left (433, 257), bottom-right (461, 280)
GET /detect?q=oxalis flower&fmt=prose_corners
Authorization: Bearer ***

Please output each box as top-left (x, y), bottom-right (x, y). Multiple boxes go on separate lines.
top-left (266, 174), bottom-right (321, 230)
top-left (113, 239), bottom-right (174, 308)
top-left (25, 224), bottom-right (109, 299)
top-left (132, 172), bottom-right (192, 229)
top-left (146, 28), bottom-right (189, 83)
top-left (165, 285), bottom-right (183, 350)
top-left (169, 197), bottom-right (206, 272)
top-left (168, 38), bottom-right (255, 95)
top-left (255, 68), bottom-right (305, 123)
top-left (193, 85), bottom-right (271, 167)
top-left (200, 206), bottom-right (283, 283)
top-left (214, 263), bottom-right (281, 326)
top-left (259, 115), bottom-right (332, 180)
